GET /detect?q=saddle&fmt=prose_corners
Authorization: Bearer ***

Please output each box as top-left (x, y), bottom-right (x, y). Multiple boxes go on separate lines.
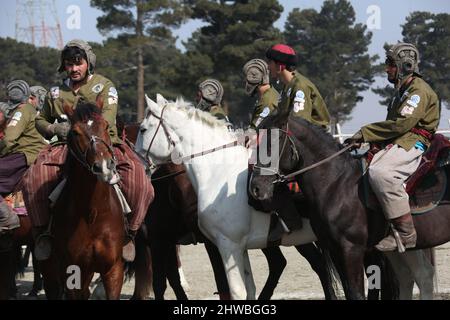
top-left (363, 134), bottom-right (450, 214)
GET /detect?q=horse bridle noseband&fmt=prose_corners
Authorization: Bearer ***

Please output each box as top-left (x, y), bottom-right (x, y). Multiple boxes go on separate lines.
top-left (254, 124), bottom-right (357, 184)
top-left (69, 133), bottom-right (117, 175)
top-left (253, 123), bottom-right (299, 181)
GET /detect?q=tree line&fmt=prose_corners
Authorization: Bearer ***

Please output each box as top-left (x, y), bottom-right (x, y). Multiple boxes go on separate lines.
top-left (0, 0), bottom-right (448, 127)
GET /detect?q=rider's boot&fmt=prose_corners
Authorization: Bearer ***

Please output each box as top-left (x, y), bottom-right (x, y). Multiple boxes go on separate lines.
top-left (375, 212), bottom-right (417, 252)
top-left (273, 185), bottom-right (303, 233)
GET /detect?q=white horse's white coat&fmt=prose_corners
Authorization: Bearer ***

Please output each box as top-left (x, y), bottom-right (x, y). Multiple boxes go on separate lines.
top-left (135, 95), bottom-right (317, 299)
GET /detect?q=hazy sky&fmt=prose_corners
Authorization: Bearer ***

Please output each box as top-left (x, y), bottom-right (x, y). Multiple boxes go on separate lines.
top-left (1, 0), bottom-right (449, 132)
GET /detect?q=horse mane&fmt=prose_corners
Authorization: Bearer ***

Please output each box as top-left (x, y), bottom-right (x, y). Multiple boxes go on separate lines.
top-left (291, 117), bottom-right (358, 165)
top-left (164, 97), bottom-right (240, 140)
top-left (73, 101), bottom-right (103, 123)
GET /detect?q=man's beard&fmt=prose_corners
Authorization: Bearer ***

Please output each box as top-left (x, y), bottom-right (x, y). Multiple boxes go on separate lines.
top-left (69, 72), bottom-right (87, 84)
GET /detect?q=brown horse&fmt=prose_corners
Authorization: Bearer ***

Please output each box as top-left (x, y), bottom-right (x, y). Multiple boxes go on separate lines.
top-left (41, 99), bottom-right (125, 299)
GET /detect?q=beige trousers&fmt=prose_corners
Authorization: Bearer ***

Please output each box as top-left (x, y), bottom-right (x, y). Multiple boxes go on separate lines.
top-left (368, 144), bottom-right (423, 219)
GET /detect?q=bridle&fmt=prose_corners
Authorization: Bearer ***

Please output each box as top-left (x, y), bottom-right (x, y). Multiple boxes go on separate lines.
top-left (68, 128), bottom-right (117, 175)
top-left (253, 123), bottom-right (357, 184)
top-left (142, 103), bottom-right (241, 167)
top-left (253, 123), bottom-right (299, 181)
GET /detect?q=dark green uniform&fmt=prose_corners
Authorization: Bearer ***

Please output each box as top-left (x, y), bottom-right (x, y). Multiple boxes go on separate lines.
top-left (210, 105), bottom-right (228, 121)
top-left (36, 74), bottom-right (120, 144)
top-left (361, 77), bottom-right (440, 151)
top-left (0, 103), bottom-right (46, 165)
top-left (279, 71), bottom-right (330, 128)
top-left (250, 86), bottom-right (279, 129)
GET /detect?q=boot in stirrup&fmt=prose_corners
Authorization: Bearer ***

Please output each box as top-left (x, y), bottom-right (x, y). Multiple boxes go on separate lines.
top-left (375, 213), bottom-right (417, 252)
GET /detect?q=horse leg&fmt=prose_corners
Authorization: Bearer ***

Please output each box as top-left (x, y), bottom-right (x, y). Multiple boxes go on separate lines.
top-left (217, 239), bottom-right (248, 300)
top-left (166, 244), bottom-right (188, 300)
top-left (131, 230), bottom-right (153, 300)
top-left (383, 252), bottom-right (413, 300)
top-left (295, 243), bottom-right (338, 300)
top-left (102, 261), bottom-right (124, 300)
top-left (65, 270), bottom-right (95, 300)
top-left (29, 250), bottom-right (43, 297)
top-left (243, 250), bottom-right (256, 300)
top-left (204, 239), bottom-right (230, 300)
top-left (176, 245), bottom-right (190, 292)
top-left (150, 241), bottom-right (168, 300)
top-left (258, 247), bottom-right (286, 300)
top-left (40, 255), bottom-right (63, 299)
top-left (402, 250), bottom-right (434, 300)
top-left (329, 242), bottom-right (365, 300)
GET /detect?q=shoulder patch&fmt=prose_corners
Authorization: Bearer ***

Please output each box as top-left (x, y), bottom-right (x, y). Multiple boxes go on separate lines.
top-left (12, 112), bottom-right (22, 121)
top-left (260, 107), bottom-right (270, 118)
top-left (92, 83), bottom-right (104, 94)
top-left (109, 87), bottom-right (118, 98)
top-left (294, 90), bottom-right (306, 103)
top-left (50, 87), bottom-right (59, 99)
top-left (7, 120), bottom-right (18, 127)
top-left (407, 94), bottom-right (421, 108)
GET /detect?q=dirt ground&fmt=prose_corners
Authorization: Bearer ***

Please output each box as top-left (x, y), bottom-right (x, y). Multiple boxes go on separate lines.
top-left (12, 242), bottom-right (450, 300)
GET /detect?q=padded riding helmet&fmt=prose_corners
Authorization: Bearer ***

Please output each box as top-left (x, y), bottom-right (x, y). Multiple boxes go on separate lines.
top-left (243, 59), bottom-right (270, 96)
top-left (58, 39), bottom-right (97, 74)
top-left (386, 42), bottom-right (421, 83)
top-left (197, 79), bottom-right (224, 111)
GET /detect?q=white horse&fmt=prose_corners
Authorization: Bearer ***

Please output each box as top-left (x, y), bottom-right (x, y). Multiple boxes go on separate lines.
top-left (135, 94), bottom-right (436, 300)
top-left (135, 95), bottom-right (319, 299)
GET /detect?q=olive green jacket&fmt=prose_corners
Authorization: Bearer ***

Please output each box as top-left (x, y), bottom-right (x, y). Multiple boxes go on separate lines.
top-left (210, 104), bottom-right (228, 121)
top-left (0, 103), bottom-right (47, 165)
top-left (36, 74), bottom-right (120, 144)
top-left (361, 77), bottom-right (440, 151)
top-left (250, 86), bottom-right (279, 129)
top-left (279, 71), bottom-right (331, 129)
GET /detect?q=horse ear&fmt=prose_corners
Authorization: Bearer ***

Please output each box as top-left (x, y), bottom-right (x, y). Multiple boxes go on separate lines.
top-left (156, 94), bottom-right (168, 106)
top-left (96, 94), bottom-right (104, 110)
top-left (145, 94), bottom-right (162, 114)
top-left (62, 100), bottom-right (74, 120)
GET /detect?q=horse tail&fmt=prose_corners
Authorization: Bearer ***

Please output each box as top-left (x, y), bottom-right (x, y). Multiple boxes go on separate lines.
top-left (125, 225), bottom-right (153, 300)
top-left (319, 244), bottom-right (343, 299)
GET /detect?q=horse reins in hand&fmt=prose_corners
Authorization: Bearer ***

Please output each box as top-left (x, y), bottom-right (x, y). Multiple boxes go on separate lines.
top-left (271, 142), bottom-right (359, 184)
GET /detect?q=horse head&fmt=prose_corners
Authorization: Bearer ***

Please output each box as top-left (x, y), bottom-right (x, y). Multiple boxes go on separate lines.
top-left (250, 115), bottom-right (304, 201)
top-left (135, 94), bottom-right (184, 166)
top-left (63, 96), bottom-right (119, 184)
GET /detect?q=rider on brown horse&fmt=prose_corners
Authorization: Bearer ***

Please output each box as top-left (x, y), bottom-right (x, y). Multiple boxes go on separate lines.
top-left (0, 80), bottom-right (46, 236)
top-left (345, 43), bottom-right (440, 252)
top-left (22, 39), bottom-right (154, 262)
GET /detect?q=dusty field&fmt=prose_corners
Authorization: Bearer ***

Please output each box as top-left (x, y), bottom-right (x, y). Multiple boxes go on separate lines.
top-left (12, 242), bottom-right (450, 300)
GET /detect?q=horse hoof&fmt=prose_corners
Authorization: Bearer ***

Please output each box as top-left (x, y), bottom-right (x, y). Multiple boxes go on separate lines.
top-left (34, 234), bottom-right (52, 261)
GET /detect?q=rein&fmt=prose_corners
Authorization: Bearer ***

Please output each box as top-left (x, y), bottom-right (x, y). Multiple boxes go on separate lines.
top-left (254, 123), bottom-right (358, 183)
top-left (69, 134), bottom-right (116, 174)
top-left (271, 143), bottom-right (358, 184)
